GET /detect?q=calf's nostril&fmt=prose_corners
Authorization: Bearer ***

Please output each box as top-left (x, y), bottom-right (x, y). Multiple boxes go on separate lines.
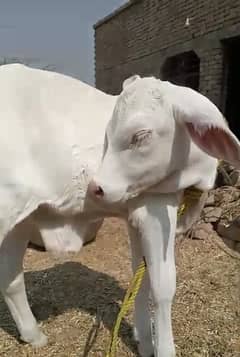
top-left (94, 185), bottom-right (104, 197)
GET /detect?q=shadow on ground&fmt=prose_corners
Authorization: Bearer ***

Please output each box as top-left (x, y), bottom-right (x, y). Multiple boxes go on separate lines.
top-left (0, 261), bottom-right (139, 355)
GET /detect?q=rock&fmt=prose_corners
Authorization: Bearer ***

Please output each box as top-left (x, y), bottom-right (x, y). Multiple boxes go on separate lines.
top-left (192, 223), bottom-right (213, 240)
top-left (190, 175), bottom-right (240, 257)
top-left (223, 192), bottom-right (235, 203)
top-left (217, 218), bottom-right (240, 242)
top-left (229, 170), bottom-right (240, 188)
top-left (215, 234), bottom-right (240, 257)
top-left (204, 193), bottom-right (215, 207)
top-left (203, 206), bottom-right (222, 223)
top-left (215, 161), bottom-right (233, 187)
top-left (231, 189), bottom-right (240, 201)
top-left (214, 187), bottom-right (239, 205)
top-left (215, 160), bottom-right (240, 187)
top-left (229, 170), bottom-right (240, 186)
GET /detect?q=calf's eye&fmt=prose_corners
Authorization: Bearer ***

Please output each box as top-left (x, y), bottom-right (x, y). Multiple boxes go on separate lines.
top-left (130, 129), bottom-right (152, 148)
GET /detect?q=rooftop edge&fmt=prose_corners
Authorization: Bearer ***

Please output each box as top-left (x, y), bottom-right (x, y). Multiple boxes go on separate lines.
top-left (94, 0), bottom-right (141, 29)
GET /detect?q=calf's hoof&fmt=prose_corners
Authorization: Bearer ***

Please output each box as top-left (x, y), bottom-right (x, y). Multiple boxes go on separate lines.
top-left (20, 328), bottom-right (48, 348)
top-left (133, 327), bottom-right (154, 357)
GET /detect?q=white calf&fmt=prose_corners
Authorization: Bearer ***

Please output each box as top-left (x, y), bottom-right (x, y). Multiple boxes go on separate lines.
top-left (90, 75), bottom-right (240, 357)
top-left (0, 63), bottom-right (119, 346)
top-left (0, 65), bottom-right (237, 356)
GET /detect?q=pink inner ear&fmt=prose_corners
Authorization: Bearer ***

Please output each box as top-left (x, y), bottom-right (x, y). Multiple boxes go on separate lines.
top-left (186, 123), bottom-right (240, 164)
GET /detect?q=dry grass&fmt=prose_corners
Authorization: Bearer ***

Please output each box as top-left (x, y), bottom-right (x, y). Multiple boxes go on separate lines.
top-left (0, 218), bottom-right (239, 356)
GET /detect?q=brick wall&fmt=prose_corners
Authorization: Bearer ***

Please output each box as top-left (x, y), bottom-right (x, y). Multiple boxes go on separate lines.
top-left (94, 0), bottom-right (240, 109)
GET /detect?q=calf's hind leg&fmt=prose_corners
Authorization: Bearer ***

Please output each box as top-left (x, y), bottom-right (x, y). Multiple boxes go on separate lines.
top-left (0, 219), bottom-right (48, 347)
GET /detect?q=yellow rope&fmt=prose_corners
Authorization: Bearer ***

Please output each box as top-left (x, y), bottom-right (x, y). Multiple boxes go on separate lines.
top-left (105, 186), bottom-right (203, 357)
top-left (105, 260), bottom-right (146, 357)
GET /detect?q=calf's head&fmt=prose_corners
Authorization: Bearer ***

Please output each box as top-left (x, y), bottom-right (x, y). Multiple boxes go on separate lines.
top-left (89, 75), bottom-right (240, 204)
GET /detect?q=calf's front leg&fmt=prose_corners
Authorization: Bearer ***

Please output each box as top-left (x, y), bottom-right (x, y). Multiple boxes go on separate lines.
top-left (128, 193), bottom-right (178, 357)
top-left (128, 224), bottom-right (153, 357)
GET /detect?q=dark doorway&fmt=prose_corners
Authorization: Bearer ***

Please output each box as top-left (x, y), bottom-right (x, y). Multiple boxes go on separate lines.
top-left (224, 37), bottom-right (240, 139)
top-left (161, 51), bottom-right (200, 91)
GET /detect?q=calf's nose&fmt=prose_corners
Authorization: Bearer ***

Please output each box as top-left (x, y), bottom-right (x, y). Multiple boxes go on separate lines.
top-left (88, 180), bottom-right (104, 198)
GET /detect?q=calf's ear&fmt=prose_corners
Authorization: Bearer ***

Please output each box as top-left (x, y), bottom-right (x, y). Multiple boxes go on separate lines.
top-left (122, 74), bottom-right (141, 90)
top-left (167, 83), bottom-right (240, 169)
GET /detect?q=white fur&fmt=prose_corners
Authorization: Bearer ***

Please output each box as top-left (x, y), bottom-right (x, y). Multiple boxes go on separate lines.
top-left (91, 75), bottom-right (240, 357)
top-left (0, 64), bottom-right (118, 347)
top-left (1, 67), bottom-right (239, 356)
top-left (128, 193), bottom-right (178, 357)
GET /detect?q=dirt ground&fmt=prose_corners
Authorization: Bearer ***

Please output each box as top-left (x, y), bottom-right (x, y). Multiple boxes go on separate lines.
top-left (0, 218), bottom-right (239, 357)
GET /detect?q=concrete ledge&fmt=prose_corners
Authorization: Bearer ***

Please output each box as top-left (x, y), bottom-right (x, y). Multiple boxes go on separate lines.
top-left (94, 0), bottom-right (141, 29)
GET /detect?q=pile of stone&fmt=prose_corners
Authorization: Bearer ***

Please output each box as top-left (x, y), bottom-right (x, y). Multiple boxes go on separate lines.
top-left (190, 161), bottom-right (240, 258)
